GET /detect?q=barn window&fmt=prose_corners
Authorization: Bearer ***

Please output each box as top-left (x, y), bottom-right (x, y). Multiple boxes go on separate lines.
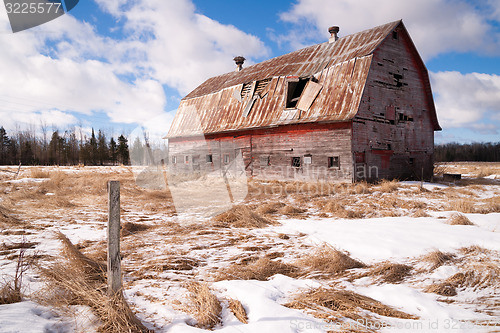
top-left (172, 156), bottom-right (177, 164)
top-left (328, 156), bottom-right (340, 169)
top-left (286, 78), bottom-right (309, 108)
top-left (260, 155), bottom-right (270, 167)
top-left (184, 155), bottom-right (189, 164)
top-left (303, 155), bottom-right (312, 164)
top-left (223, 154), bottom-right (230, 164)
top-left (409, 157), bottom-right (414, 165)
top-left (206, 154), bottom-right (213, 163)
top-left (392, 31), bottom-right (398, 40)
top-left (192, 155), bottom-right (199, 164)
top-left (291, 156), bottom-right (301, 168)
top-left (393, 73), bottom-right (403, 87)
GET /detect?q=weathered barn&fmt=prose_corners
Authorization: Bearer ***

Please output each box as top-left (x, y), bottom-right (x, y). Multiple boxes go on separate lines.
top-left (166, 20), bottom-right (441, 182)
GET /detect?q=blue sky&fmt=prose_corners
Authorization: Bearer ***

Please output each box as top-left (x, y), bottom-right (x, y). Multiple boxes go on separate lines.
top-left (1, 0), bottom-right (500, 144)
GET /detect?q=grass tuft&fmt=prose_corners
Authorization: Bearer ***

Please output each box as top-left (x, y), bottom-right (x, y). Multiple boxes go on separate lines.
top-left (121, 222), bottom-right (151, 237)
top-left (213, 205), bottom-right (275, 228)
top-left (378, 179), bottom-right (399, 193)
top-left (295, 244), bottom-right (365, 278)
top-left (182, 282), bottom-right (222, 329)
top-left (368, 262), bottom-right (412, 283)
top-left (216, 257), bottom-right (298, 281)
top-left (30, 167), bottom-right (50, 178)
top-left (447, 213), bottom-right (475, 226)
top-left (228, 298), bottom-right (248, 324)
top-left (421, 250), bottom-right (455, 270)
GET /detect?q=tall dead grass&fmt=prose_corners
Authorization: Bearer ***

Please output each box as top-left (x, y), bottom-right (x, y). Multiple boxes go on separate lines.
top-left (286, 287), bottom-right (417, 323)
top-left (0, 204), bottom-right (21, 227)
top-left (447, 213), bottom-right (475, 226)
top-left (368, 262), bottom-right (413, 284)
top-left (40, 233), bottom-right (151, 333)
top-left (30, 167), bottom-right (50, 178)
top-left (378, 180), bottom-right (399, 193)
top-left (228, 298), bottom-right (248, 324)
top-left (447, 200), bottom-right (475, 213)
top-left (319, 201), bottom-right (363, 219)
top-left (294, 244), bottom-right (365, 278)
top-left (213, 205), bottom-right (275, 228)
top-left (421, 250), bottom-right (455, 270)
top-left (216, 257), bottom-right (298, 281)
top-left (180, 282), bottom-right (222, 329)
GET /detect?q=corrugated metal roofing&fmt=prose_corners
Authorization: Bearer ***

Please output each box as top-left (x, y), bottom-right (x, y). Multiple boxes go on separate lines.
top-left (167, 20), bottom-right (402, 138)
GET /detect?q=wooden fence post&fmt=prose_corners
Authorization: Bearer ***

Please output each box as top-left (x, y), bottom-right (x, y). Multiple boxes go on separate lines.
top-left (107, 181), bottom-right (122, 295)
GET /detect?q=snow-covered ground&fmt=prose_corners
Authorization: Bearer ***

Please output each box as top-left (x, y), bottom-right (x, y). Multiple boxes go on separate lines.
top-left (1, 165), bottom-right (499, 332)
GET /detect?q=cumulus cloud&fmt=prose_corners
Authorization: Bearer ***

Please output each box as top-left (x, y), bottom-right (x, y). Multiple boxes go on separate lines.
top-left (278, 0), bottom-right (500, 59)
top-left (0, 0), bottom-right (268, 132)
top-left (431, 71), bottom-right (500, 134)
top-left (95, 0), bottom-right (269, 95)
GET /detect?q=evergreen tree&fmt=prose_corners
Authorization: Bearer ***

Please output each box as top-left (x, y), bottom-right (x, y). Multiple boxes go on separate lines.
top-left (0, 127), bottom-right (11, 165)
top-left (97, 130), bottom-right (108, 166)
top-left (109, 137), bottom-right (117, 166)
top-left (117, 135), bottom-right (130, 165)
top-left (89, 128), bottom-right (98, 165)
top-left (48, 130), bottom-right (60, 165)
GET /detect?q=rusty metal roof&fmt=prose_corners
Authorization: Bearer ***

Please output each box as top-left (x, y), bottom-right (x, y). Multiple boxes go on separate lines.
top-left (167, 21), bottom-right (402, 138)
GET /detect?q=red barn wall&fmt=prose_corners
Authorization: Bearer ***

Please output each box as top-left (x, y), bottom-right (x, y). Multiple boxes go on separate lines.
top-left (353, 25), bottom-right (435, 181)
top-left (168, 122), bottom-right (353, 182)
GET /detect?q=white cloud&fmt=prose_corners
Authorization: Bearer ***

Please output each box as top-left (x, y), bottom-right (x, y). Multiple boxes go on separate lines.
top-left (278, 0), bottom-right (500, 59)
top-left (95, 0), bottom-right (269, 95)
top-left (431, 71), bottom-right (500, 133)
top-left (0, 0), bottom-right (269, 132)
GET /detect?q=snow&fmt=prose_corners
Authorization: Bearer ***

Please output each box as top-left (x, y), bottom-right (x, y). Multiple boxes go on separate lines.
top-left (274, 215), bottom-right (500, 263)
top-left (0, 301), bottom-right (70, 333)
top-left (400, 181), bottom-right (449, 190)
top-left (8, 178), bottom-right (49, 184)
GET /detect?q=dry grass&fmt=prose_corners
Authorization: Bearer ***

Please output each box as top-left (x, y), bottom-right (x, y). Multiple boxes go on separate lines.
top-left (368, 262), bottom-right (412, 284)
top-left (295, 244), bottom-right (365, 278)
top-left (181, 282), bottom-right (222, 329)
top-left (216, 257), bottom-right (298, 281)
top-left (30, 167), bottom-right (50, 178)
top-left (412, 208), bottom-right (430, 217)
top-left (228, 298), bottom-right (248, 324)
top-left (255, 202), bottom-right (286, 215)
top-left (378, 179), bottom-right (399, 193)
top-left (447, 213), bottom-right (475, 226)
top-left (0, 204), bottom-right (22, 227)
top-left (40, 233), bottom-right (151, 332)
top-left (213, 205), bottom-right (275, 228)
top-left (447, 199), bottom-right (476, 213)
top-left (0, 279), bottom-right (22, 304)
top-left (319, 201), bottom-right (364, 219)
top-left (278, 205), bottom-right (306, 216)
top-left (121, 222), bottom-right (152, 237)
top-left (421, 250), bottom-right (455, 270)
top-left (286, 287), bottom-right (418, 323)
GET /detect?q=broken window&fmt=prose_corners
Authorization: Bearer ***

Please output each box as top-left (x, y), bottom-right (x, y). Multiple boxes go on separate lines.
top-left (392, 31), bottom-right (398, 40)
top-left (206, 154), bottom-right (213, 163)
top-left (328, 156), bottom-right (340, 169)
top-left (286, 77), bottom-right (309, 108)
top-left (291, 156), bottom-right (301, 168)
top-left (223, 154), bottom-right (230, 164)
top-left (303, 155), bottom-right (312, 164)
top-left (393, 73), bottom-right (403, 87)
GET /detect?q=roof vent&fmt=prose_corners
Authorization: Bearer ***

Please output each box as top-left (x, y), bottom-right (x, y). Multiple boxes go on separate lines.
top-left (233, 56), bottom-right (246, 72)
top-left (328, 26), bottom-right (340, 43)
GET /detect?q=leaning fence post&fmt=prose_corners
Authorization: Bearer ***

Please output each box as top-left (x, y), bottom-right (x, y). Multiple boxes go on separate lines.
top-left (107, 181), bottom-right (122, 295)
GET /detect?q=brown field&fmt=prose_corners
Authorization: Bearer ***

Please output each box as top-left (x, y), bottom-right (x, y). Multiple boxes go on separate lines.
top-left (0, 163), bottom-right (499, 331)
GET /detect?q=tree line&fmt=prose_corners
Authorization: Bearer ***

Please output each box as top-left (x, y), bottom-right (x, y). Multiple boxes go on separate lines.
top-left (0, 126), bottom-right (130, 166)
top-left (434, 142), bottom-right (500, 162)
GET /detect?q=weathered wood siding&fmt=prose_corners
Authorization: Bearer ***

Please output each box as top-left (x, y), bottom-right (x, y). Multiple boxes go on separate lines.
top-left (353, 25), bottom-right (435, 181)
top-left (168, 122), bottom-right (353, 182)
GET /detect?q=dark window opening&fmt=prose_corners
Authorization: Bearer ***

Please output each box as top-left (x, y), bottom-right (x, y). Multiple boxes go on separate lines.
top-left (409, 157), bottom-right (414, 165)
top-left (184, 155), bottom-right (189, 164)
top-left (393, 73), bottom-right (403, 87)
top-left (387, 144), bottom-right (392, 150)
top-left (291, 156), bottom-right (301, 168)
top-left (223, 154), bottom-right (230, 164)
top-left (398, 113), bottom-right (414, 122)
top-left (392, 31), bottom-right (398, 40)
top-left (328, 156), bottom-right (340, 169)
top-left (286, 78), bottom-right (309, 108)
top-left (206, 154), bottom-right (213, 163)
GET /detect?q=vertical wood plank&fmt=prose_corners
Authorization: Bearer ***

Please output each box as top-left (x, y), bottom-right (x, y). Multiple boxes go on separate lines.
top-left (107, 181), bottom-right (121, 295)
